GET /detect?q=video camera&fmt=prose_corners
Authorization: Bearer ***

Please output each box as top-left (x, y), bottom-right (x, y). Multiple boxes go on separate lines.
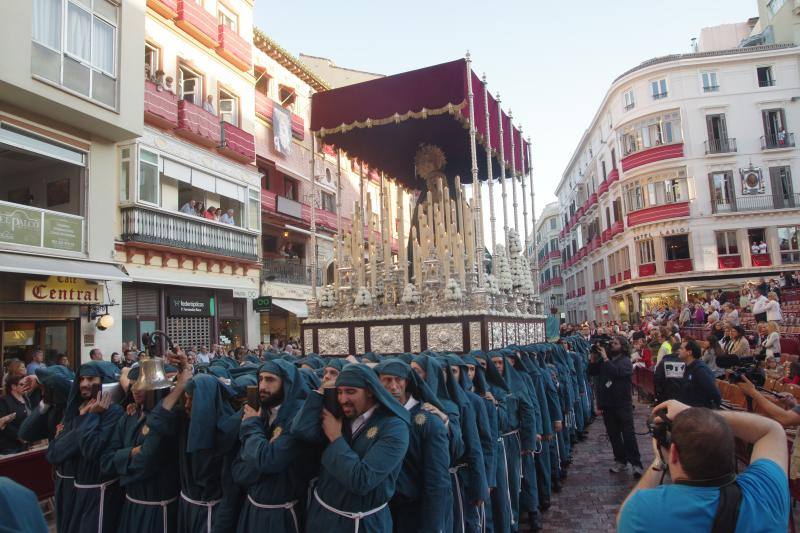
top-left (717, 356), bottom-right (765, 387)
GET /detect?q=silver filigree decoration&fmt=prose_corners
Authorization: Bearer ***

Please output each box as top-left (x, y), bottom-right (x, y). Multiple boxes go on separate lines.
top-left (426, 323), bottom-right (462, 352)
top-left (371, 325), bottom-right (403, 354)
top-left (318, 328), bottom-right (349, 355)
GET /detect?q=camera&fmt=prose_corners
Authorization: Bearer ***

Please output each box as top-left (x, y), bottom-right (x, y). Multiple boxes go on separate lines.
top-left (724, 358), bottom-right (765, 387)
top-left (647, 408), bottom-right (672, 449)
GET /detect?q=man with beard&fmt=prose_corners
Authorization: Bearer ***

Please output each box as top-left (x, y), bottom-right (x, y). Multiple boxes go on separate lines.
top-left (46, 361), bottom-right (123, 533)
top-left (232, 359), bottom-right (318, 532)
top-left (292, 363), bottom-right (410, 532)
top-left (375, 358), bottom-right (450, 533)
top-left (99, 365), bottom-right (185, 533)
top-left (148, 365), bottom-right (240, 533)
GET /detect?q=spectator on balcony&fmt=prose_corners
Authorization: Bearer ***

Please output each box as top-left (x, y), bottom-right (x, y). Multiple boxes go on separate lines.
top-left (777, 127), bottom-right (787, 146)
top-left (759, 241), bottom-right (768, 254)
top-left (204, 94), bottom-right (216, 115)
top-left (761, 321), bottom-right (782, 360)
top-left (220, 208), bottom-right (235, 225)
top-left (766, 292), bottom-right (783, 323)
top-left (751, 241), bottom-right (760, 255)
top-left (180, 199), bottom-right (197, 215)
top-left (204, 206), bottom-right (217, 220)
top-left (195, 202), bottom-right (206, 217)
top-left (165, 76), bottom-right (174, 93)
top-left (154, 69), bottom-right (165, 91)
top-left (215, 207), bottom-right (223, 220)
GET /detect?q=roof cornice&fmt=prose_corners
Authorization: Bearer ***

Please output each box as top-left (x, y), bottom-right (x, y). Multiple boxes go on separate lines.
top-left (253, 28), bottom-right (330, 92)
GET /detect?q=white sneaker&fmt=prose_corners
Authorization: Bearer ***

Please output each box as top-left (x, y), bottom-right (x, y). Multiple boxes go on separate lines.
top-left (609, 462), bottom-right (628, 473)
top-left (632, 465), bottom-right (644, 478)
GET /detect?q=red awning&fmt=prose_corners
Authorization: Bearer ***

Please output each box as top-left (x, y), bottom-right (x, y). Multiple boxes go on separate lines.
top-left (311, 58), bottom-right (529, 189)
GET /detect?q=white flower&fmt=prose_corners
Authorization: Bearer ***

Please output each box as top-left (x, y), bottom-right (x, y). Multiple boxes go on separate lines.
top-left (354, 287), bottom-right (373, 307)
top-left (401, 283), bottom-right (420, 304)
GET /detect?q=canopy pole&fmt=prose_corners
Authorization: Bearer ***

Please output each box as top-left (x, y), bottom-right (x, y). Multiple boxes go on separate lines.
top-left (336, 148), bottom-right (343, 265)
top-left (465, 52), bottom-right (485, 287)
top-left (509, 110), bottom-right (519, 237)
top-left (519, 124), bottom-right (529, 252)
top-left (359, 161), bottom-right (365, 230)
top-left (527, 137), bottom-right (539, 299)
top-left (310, 133), bottom-right (318, 300)
top-left (497, 93), bottom-right (509, 247)
top-left (482, 75), bottom-right (497, 261)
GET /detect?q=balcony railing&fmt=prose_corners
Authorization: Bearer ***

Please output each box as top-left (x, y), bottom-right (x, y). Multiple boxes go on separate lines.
top-left (176, 0), bottom-right (219, 48)
top-left (263, 259), bottom-right (322, 286)
top-left (607, 168), bottom-right (620, 184)
top-left (276, 196), bottom-right (302, 218)
top-left (144, 80), bottom-right (179, 129)
top-left (752, 253), bottom-right (772, 267)
top-left (120, 205), bottom-right (258, 261)
top-left (147, 0), bottom-right (178, 19)
top-left (761, 132), bottom-right (795, 150)
top-left (639, 263), bottom-right (656, 278)
top-left (219, 121), bottom-right (255, 163)
top-left (712, 193), bottom-right (799, 214)
top-left (216, 25), bottom-right (252, 72)
top-left (718, 255), bottom-right (742, 269)
top-left (176, 99), bottom-right (219, 147)
top-left (705, 137), bottom-right (737, 154)
top-left (598, 180), bottom-right (609, 197)
top-left (611, 220), bottom-right (624, 236)
top-left (664, 258), bottom-right (693, 274)
top-left (621, 143), bottom-right (684, 172)
top-left (255, 92), bottom-right (305, 141)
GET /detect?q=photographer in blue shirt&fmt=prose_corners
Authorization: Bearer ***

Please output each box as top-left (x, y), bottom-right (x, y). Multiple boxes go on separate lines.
top-left (617, 399), bottom-right (788, 533)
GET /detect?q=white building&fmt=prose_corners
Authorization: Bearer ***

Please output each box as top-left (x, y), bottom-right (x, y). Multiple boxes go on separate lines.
top-left (556, 35), bottom-right (800, 324)
top-left (534, 202), bottom-right (565, 318)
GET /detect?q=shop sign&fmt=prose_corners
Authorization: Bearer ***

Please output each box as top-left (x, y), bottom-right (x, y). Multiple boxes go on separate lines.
top-left (24, 276), bottom-right (104, 304)
top-left (169, 296), bottom-right (212, 317)
top-left (233, 288), bottom-right (258, 299)
top-left (253, 296), bottom-right (272, 313)
top-left (0, 202), bottom-right (83, 252)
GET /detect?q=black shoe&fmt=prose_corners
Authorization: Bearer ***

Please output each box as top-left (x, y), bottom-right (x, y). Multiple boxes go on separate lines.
top-left (552, 481), bottom-right (562, 493)
top-left (539, 499), bottom-right (551, 512)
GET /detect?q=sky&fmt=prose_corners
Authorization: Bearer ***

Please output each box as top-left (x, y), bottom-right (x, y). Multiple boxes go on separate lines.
top-left (254, 0), bottom-right (756, 232)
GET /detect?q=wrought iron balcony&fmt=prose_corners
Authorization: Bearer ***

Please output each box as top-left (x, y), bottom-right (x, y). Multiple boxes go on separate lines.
top-left (704, 137), bottom-right (737, 154)
top-left (263, 259), bottom-right (322, 286)
top-left (711, 193), bottom-right (800, 214)
top-left (761, 132), bottom-right (795, 150)
top-left (120, 205), bottom-right (258, 261)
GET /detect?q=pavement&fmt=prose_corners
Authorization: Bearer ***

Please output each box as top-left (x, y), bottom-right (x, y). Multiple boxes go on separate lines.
top-left (539, 398), bottom-right (655, 532)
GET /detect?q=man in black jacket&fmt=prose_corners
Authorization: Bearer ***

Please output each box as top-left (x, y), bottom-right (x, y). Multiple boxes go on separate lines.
top-left (587, 337), bottom-right (643, 477)
top-left (653, 352), bottom-right (684, 404)
top-left (677, 339), bottom-right (721, 408)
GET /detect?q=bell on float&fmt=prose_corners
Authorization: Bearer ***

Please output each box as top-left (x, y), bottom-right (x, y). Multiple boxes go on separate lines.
top-left (133, 356), bottom-right (173, 391)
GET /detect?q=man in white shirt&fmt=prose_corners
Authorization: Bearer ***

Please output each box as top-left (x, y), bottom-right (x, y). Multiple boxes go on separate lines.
top-left (180, 199), bottom-right (196, 215)
top-left (195, 346), bottom-right (210, 364)
top-left (759, 241), bottom-right (768, 254)
top-left (220, 209), bottom-right (235, 225)
top-left (709, 294), bottom-right (720, 311)
top-left (752, 288), bottom-right (769, 322)
top-left (751, 241), bottom-right (760, 255)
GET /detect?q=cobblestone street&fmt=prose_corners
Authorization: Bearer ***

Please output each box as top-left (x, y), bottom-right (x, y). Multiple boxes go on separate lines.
top-left (540, 399), bottom-right (655, 532)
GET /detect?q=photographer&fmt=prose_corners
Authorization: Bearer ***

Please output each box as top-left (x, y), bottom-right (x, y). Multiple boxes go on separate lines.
top-left (587, 337), bottom-right (643, 477)
top-left (617, 400), bottom-right (788, 532)
top-left (676, 339), bottom-right (721, 409)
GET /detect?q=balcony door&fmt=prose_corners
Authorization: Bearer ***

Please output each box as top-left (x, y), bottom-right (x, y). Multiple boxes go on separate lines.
top-left (706, 114), bottom-right (728, 152)
top-left (762, 109), bottom-right (787, 145)
top-left (709, 171), bottom-right (736, 213)
top-left (769, 166), bottom-right (795, 208)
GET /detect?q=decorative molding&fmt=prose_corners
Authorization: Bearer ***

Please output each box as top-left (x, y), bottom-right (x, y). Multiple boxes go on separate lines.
top-left (426, 323), bottom-right (462, 352)
top-left (318, 328), bottom-right (349, 355)
top-left (303, 329), bottom-right (313, 354)
top-left (355, 327), bottom-right (365, 355)
top-left (371, 325), bottom-right (403, 353)
top-left (410, 324), bottom-right (421, 353)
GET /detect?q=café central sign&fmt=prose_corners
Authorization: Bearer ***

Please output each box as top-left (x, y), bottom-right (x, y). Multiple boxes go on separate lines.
top-left (24, 276), bottom-right (104, 304)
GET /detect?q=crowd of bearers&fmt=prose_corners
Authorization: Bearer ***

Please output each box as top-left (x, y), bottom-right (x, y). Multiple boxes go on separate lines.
top-left (9, 335), bottom-right (595, 533)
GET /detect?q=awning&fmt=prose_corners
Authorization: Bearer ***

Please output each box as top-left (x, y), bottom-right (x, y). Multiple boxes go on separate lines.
top-left (0, 252), bottom-right (130, 282)
top-left (311, 59), bottom-right (531, 189)
top-left (124, 263), bottom-right (258, 292)
top-left (272, 298), bottom-right (308, 318)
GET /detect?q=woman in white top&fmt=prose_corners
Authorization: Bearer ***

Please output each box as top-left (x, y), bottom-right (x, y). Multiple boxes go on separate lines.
top-left (765, 291), bottom-right (783, 323)
top-left (761, 320), bottom-right (782, 359)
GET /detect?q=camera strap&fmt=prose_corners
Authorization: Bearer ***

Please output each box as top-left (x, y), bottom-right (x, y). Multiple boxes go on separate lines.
top-left (675, 473), bottom-right (741, 533)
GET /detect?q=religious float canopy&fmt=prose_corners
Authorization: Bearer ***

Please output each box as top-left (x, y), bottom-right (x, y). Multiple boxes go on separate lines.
top-left (310, 58), bottom-right (531, 188)
top-left (301, 57), bottom-right (544, 356)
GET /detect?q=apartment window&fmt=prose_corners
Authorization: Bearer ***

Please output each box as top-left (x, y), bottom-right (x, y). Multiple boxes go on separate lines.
top-left (549, 218), bottom-right (557, 230)
top-left (279, 85), bottom-right (297, 110)
top-left (624, 183), bottom-right (644, 212)
top-left (716, 231), bottom-right (739, 256)
top-left (620, 111), bottom-right (682, 156)
top-left (601, 160), bottom-right (607, 181)
top-left (284, 177), bottom-right (298, 201)
top-left (610, 148), bottom-right (617, 170)
top-left (623, 89), bottom-right (635, 111)
top-left (757, 66), bottom-right (775, 87)
top-left (218, 4), bottom-right (238, 32)
top-left (637, 239), bottom-right (656, 264)
top-left (769, 166), bottom-right (796, 208)
top-left (705, 114), bottom-right (732, 153)
top-left (178, 65), bottom-right (203, 105)
top-left (762, 109), bottom-right (790, 148)
top-left (778, 226), bottom-right (800, 264)
top-left (31, 0), bottom-right (119, 108)
top-left (321, 191), bottom-right (336, 213)
top-left (255, 68), bottom-right (271, 97)
top-left (651, 79), bottom-right (667, 99)
top-left (119, 146), bottom-right (131, 202)
top-left (664, 234), bottom-right (690, 261)
top-left (612, 198), bottom-right (624, 223)
top-left (218, 87), bottom-right (238, 126)
top-left (768, 0), bottom-right (785, 16)
top-left (144, 43), bottom-right (160, 78)
top-left (248, 189), bottom-right (259, 230)
top-left (550, 238), bottom-right (558, 251)
top-left (701, 71), bottom-right (719, 92)
top-left (139, 149), bottom-right (159, 205)
top-left (709, 171), bottom-right (735, 213)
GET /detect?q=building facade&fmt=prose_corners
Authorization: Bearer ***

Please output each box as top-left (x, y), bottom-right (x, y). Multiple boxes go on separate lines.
top-left (116, 0), bottom-right (262, 350)
top-left (0, 0), bottom-right (145, 367)
top-left (557, 37), bottom-right (800, 324)
top-left (534, 202), bottom-right (564, 318)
